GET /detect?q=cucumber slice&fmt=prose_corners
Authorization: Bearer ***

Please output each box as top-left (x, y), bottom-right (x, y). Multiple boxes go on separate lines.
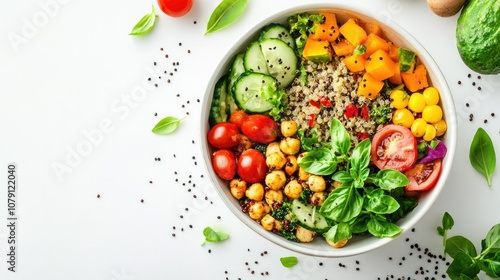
top-left (233, 72), bottom-right (276, 113)
top-left (259, 23), bottom-right (296, 49)
top-left (209, 75), bottom-right (229, 126)
top-left (226, 53), bottom-right (245, 114)
top-left (260, 38), bottom-right (298, 89)
top-left (292, 199), bottom-right (330, 233)
top-left (244, 40), bottom-right (269, 74)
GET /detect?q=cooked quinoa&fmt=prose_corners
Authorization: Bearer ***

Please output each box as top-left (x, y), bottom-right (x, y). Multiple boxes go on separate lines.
top-left (282, 56), bottom-right (392, 146)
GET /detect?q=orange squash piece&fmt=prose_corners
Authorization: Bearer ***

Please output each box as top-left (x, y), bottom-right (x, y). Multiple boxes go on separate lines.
top-left (364, 33), bottom-right (390, 57)
top-left (388, 62), bottom-right (403, 85)
top-left (339, 18), bottom-right (367, 46)
top-left (357, 72), bottom-right (384, 99)
top-left (361, 21), bottom-right (384, 37)
top-left (401, 64), bottom-right (429, 92)
top-left (310, 12), bottom-right (340, 42)
top-left (331, 39), bottom-right (355, 57)
top-left (343, 54), bottom-right (366, 73)
top-left (365, 49), bottom-right (396, 81)
top-left (303, 35), bottom-right (333, 63)
top-left (388, 42), bottom-right (400, 63)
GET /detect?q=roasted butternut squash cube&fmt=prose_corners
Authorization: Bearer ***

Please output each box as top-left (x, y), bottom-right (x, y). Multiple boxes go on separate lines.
top-left (365, 49), bottom-right (396, 81)
top-left (303, 35), bottom-right (333, 63)
top-left (401, 64), bottom-right (429, 92)
top-left (364, 33), bottom-right (390, 57)
top-left (310, 12), bottom-right (340, 42)
top-left (343, 54), bottom-right (366, 73)
top-left (331, 39), bottom-right (355, 57)
top-left (339, 18), bottom-right (367, 46)
top-left (357, 72), bottom-right (384, 99)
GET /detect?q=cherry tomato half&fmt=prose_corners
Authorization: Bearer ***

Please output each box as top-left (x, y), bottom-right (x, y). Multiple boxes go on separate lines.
top-left (229, 110), bottom-right (248, 130)
top-left (241, 114), bottom-right (279, 144)
top-left (371, 124), bottom-right (418, 172)
top-left (157, 0), bottom-right (193, 17)
top-left (212, 149), bottom-right (237, 181)
top-left (207, 122), bottom-right (241, 149)
top-left (237, 149), bottom-right (267, 183)
top-left (405, 159), bottom-right (442, 191)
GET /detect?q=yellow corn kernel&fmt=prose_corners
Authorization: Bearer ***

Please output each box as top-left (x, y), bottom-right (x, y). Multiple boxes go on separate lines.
top-left (433, 119), bottom-right (447, 137)
top-left (411, 118), bottom-right (427, 138)
top-left (423, 124), bottom-right (437, 141)
top-left (392, 108), bottom-right (415, 128)
top-left (390, 89), bottom-right (409, 109)
top-left (423, 87), bottom-right (440, 106)
top-left (422, 105), bottom-right (443, 123)
top-left (408, 92), bottom-right (426, 113)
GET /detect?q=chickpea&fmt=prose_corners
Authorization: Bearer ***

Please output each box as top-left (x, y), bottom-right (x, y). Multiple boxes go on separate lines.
top-left (284, 180), bottom-right (303, 199)
top-left (309, 192), bottom-right (326, 206)
top-left (308, 175), bottom-right (326, 192)
top-left (265, 189), bottom-right (284, 206)
top-left (284, 155), bottom-right (298, 176)
top-left (295, 225), bottom-right (316, 243)
top-left (260, 214), bottom-right (276, 231)
top-left (248, 201), bottom-right (269, 220)
top-left (229, 178), bottom-right (247, 199)
top-left (280, 120), bottom-right (298, 137)
top-left (235, 135), bottom-right (252, 154)
top-left (280, 137), bottom-right (301, 155)
top-left (297, 152), bottom-right (308, 164)
top-left (274, 219), bottom-right (283, 231)
top-left (246, 183), bottom-right (264, 201)
top-left (265, 170), bottom-right (287, 190)
top-left (266, 152), bottom-right (286, 171)
top-left (326, 238), bottom-right (348, 248)
top-left (298, 167), bottom-right (311, 181)
top-left (266, 142), bottom-right (283, 158)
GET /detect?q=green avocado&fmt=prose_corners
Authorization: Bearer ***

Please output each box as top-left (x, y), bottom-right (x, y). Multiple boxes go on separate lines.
top-left (456, 0), bottom-right (500, 75)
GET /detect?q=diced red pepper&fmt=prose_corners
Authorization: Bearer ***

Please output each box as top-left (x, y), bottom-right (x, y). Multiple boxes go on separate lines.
top-left (353, 73), bottom-right (358, 80)
top-left (309, 100), bottom-right (321, 108)
top-left (360, 105), bottom-right (370, 121)
top-left (357, 132), bottom-right (370, 141)
top-left (308, 113), bottom-right (315, 127)
top-left (318, 96), bottom-right (332, 107)
top-left (345, 104), bottom-right (359, 118)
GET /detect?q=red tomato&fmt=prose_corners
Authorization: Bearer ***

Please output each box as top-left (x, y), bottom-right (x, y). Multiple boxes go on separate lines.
top-left (229, 110), bottom-right (248, 130)
top-left (157, 0), bottom-right (193, 17)
top-left (371, 124), bottom-right (418, 172)
top-left (241, 114), bottom-right (279, 144)
top-left (237, 149), bottom-right (267, 183)
top-left (212, 150), bottom-right (237, 180)
top-left (207, 122), bottom-right (241, 149)
top-left (405, 159), bottom-right (442, 191)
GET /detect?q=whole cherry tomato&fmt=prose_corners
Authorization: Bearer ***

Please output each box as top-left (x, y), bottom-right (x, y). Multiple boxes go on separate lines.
top-left (212, 149), bottom-right (237, 181)
top-left (237, 149), bottom-right (267, 183)
top-left (241, 114), bottom-right (279, 144)
top-left (157, 0), bottom-right (193, 17)
top-left (207, 122), bottom-right (241, 149)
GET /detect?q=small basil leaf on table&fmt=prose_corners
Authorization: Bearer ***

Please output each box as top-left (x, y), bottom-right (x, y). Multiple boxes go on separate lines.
top-left (206, 0), bottom-right (248, 34)
top-left (202, 227), bottom-right (229, 245)
top-left (469, 127), bottom-right (496, 187)
top-left (152, 116), bottom-right (185, 135)
top-left (130, 5), bottom-right (158, 36)
top-left (280, 256), bottom-right (298, 268)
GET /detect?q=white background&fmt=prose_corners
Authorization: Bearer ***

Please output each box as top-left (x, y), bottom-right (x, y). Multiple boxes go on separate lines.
top-left (1, 0), bottom-right (499, 279)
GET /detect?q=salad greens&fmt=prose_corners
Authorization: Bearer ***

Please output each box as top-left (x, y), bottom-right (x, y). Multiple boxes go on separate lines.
top-left (152, 116), bottom-right (185, 135)
top-left (298, 119), bottom-right (411, 239)
top-left (206, 0), bottom-right (248, 34)
top-left (438, 212), bottom-right (500, 279)
top-left (279, 256), bottom-right (299, 268)
top-left (129, 5), bottom-right (158, 36)
top-left (202, 227), bottom-right (229, 245)
top-left (287, 13), bottom-right (324, 54)
top-left (469, 127), bottom-right (496, 187)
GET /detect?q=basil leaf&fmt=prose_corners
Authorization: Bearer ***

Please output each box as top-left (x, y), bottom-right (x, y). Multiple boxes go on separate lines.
top-left (350, 138), bottom-right (371, 172)
top-left (469, 127), bottom-right (496, 187)
top-left (323, 223), bottom-right (351, 244)
top-left (280, 256), bottom-right (298, 268)
top-left (202, 227), bottom-right (229, 244)
top-left (319, 184), bottom-right (363, 223)
top-left (329, 118), bottom-right (351, 156)
top-left (206, 0), bottom-right (248, 34)
top-left (152, 116), bottom-right (185, 135)
top-left (298, 148), bottom-right (337, 175)
top-left (446, 251), bottom-right (480, 280)
top-left (367, 216), bottom-right (402, 238)
top-left (331, 170), bottom-right (353, 183)
top-left (350, 213), bottom-right (370, 233)
top-left (446, 236), bottom-right (478, 259)
top-left (485, 224), bottom-right (500, 253)
top-left (373, 169), bottom-right (409, 190)
top-left (365, 194), bottom-right (400, 215)
top-left (485, 252), bottom-right (500, 278)
top-left (130, 5), bottom-right (157, 36)
top-left (442, 211), bottom-right (455, 231)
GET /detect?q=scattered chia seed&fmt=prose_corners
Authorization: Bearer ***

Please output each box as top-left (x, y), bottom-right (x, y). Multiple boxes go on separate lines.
top-left (154, 112), bottom-right (157, 116)
top-left (97, 194), bottom-right (100, 198)
top-left (492, 113), bottom-right (495, 117)
top-left (484, 119), bottom-right (488, 123)
top-left (193, 21), bottom-right (197, 24)
top-left (458, 80), bottom-right (461, 85)
top-left (468, 73), bottom-right (471, 78)
top-left (472, 82), bottom-right (476, 86)
top-left (478, 86), bottom-right (482, 90)
top-left (154, 62), bottom-right (157, 66)
top-left (140, 199), bottom-right (144, 203)
top-left (160, 47), bottom-right (163, 51)
top-left (466, 103), bottom-right (469, 107)
top-left (179, 42), bottom-right (182, 46)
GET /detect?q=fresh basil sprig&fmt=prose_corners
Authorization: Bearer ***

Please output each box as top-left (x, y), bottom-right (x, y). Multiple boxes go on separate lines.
top-left (439, 213), bottom-right (500, 279)
top-left (152, 116), bottom-right (185, 135)
top-left (469, 127), bottom-right (496, 187)
top-left (130, 5), bottom-right (158, 36)
top-left (206, 0), bottom-right (248, 34)
top-left (279, 256), bottom-right (298, 268)
top-left (201, 227), bottom-right (229, 245)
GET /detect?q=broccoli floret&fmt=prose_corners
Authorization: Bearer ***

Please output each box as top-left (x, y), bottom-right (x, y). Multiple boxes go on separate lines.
top-left (287, 13), bottom-right (324, 54)
top-left (280, 220), bottom-right (299, 242)
top-left (370, 104), bottom-right (393, 125)
top-left (271, 202), bottom-right (292, 221)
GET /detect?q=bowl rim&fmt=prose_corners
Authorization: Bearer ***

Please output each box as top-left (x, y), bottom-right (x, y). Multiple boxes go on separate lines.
top-left (198, 1), bottom-right (458, 257)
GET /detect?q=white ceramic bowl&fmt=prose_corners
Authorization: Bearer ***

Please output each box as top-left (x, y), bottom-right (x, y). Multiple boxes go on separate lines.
top-left (200, 3), bottom-right (457, 257)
